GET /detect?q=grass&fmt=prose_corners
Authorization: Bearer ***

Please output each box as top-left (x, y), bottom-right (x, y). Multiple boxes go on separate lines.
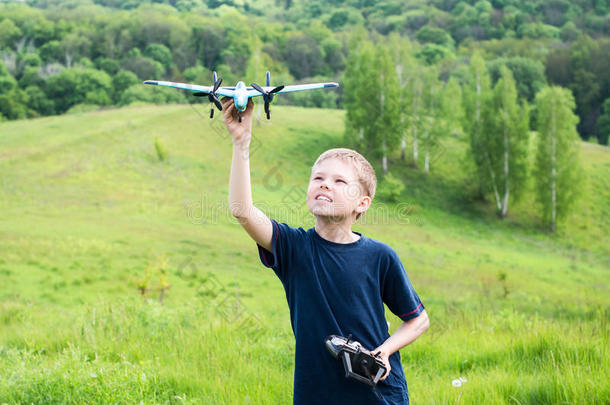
top-left (0, 103), bottom-right (608, 404)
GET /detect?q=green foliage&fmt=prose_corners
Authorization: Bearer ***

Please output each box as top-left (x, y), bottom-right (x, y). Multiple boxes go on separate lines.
top-left (45, 68), bottom-right (112, 113)
top-left (545, 35), bottom-right (610, 142)
top-left (462, 51), bottom-right (492, 198)
top-left (0, 88), bottom-right (29, 119)
top-left (533, 86), bottom-right (584, 232)
top-left (0, 0), bottom-right (607, 144)
top-left (415, 26), bottom-right (455, 49)
top-left (120, 49), bottom-right (164, 80)
top-left (154, 136), bottom-right (169, 162)
top-left (487, 57), bottom-right (546, 102)
top-left (25, 85), bottom-right (54, 116)
top-left (0, 18), bottom-right (22, 48)
top-left (376, 172), bottom-right (404, 202)
top-left (144, 43), bottom-right (173, 71)
top-left (415, 44), bottom-right (453, 65)
top-left (119, 84), bottom-right (186, 106)
top-left (279, 34), bottom-right (325, 80)
top-left (111, 70), bottom-right (139, 104)
top-left (596, 98), bottom-right (610, 146)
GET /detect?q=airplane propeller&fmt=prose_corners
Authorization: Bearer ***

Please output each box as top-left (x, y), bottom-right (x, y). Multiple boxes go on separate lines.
top-left (193, 71), bottom-right (223, 118)
top-left (251, 72), bottom-right (284, 119)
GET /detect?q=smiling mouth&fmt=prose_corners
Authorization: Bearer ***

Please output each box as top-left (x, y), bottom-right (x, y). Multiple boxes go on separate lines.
top-left (315, 195), bottom-right (333, 202)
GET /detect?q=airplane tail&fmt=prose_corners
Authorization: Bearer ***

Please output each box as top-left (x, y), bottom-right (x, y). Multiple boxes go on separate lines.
top-left (266, 71), bottom-right (270, 86)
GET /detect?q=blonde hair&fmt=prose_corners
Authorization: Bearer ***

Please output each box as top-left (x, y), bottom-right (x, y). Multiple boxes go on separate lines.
top-left (312, 148), bottom-right (377, 220)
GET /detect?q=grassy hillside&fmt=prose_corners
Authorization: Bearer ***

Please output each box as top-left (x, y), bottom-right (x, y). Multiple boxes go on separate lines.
top-left (0, 104), bottom-right (608, 404)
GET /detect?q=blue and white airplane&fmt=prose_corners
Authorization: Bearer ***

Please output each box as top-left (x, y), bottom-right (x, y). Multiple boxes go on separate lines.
top-left (144, 71), bottom-right (339, 121)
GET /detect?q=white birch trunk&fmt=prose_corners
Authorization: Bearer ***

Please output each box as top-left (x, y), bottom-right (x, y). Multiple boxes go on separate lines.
top-left (412, 85), bottom-right (421, 166)
top-left (476, 69), bottom-right (501, 209)
top-left (485, 151), bottom-right (502, 212)
top-left (424, 126), bottom-right (430, 174)
top-left (501, 111), bottom-right (510, 218)
top-left (400, 116), bottom-right (406, 160)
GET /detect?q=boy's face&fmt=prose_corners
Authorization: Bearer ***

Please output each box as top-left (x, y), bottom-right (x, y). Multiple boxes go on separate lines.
top-left (306, 158), bottom-right (369, 221)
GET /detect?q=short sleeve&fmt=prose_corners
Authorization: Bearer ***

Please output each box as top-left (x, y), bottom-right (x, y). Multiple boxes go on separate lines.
top-left (257, 219), bottom-right (305, 281)
top-left (381, 250), bottom-right (425, 322)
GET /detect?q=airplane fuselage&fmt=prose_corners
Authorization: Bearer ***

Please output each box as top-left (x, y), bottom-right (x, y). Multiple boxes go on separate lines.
top-left (233, 81), bottom-right (249, 112)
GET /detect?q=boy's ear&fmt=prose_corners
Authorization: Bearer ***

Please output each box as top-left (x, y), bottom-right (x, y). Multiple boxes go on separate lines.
top-left (355, 195), bottom-right (372, 215)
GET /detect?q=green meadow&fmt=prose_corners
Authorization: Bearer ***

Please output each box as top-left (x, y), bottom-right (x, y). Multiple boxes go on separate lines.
top-left (0, 104), bottom-right (608, 404)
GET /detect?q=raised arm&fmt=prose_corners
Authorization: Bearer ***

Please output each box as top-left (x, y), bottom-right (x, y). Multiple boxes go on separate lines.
top-left (222, 97), bottom-right (273, 252)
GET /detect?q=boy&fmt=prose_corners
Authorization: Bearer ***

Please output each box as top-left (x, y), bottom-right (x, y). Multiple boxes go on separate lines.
top-left (222, 97), bottom-right (429, 405)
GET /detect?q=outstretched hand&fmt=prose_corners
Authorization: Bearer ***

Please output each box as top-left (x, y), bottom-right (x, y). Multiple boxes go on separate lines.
top-left (221, 97), bottom-right (254, 144)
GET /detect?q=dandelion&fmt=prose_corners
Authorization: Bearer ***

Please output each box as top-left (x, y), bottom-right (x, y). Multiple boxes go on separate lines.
top-left (452, 379), bottom-right (462, 387)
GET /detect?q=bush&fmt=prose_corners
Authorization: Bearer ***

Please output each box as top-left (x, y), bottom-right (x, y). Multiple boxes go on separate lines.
top-left (154, 136), bottom-right (169, 162)
top-left (376, 172), bottom-right (405, 203)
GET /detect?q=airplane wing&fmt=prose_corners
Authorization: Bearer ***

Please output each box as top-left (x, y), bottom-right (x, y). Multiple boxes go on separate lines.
top-left (143, 80), bottom-right (235, 97)
top-left (246, 82), bottom-right (339, 96)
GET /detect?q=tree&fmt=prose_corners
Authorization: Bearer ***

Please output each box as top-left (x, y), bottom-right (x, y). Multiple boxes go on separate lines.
top-left (112, 69), bottom-right (139, 103)
top-left (534, 86), bottom-right (584, 232)
top-left (387, 33), bottom-right (415, 162)
top-left (487, 57), bottom-right (546, 102)
top-left (462, 51), bottom-right (492, 200)
top-left (597, 98), bottom-right (610, 146)
top-left (443, 77), bottom-right (464, 137)
top-left (343, 37), bottom-right (401, 173)
top-left (280, 34), bottom-right (325, 80)
top-left (420, 66), bottom-right (443, 174)
top-left (407, 63), bottom-right (424, 168)
top-left (482, 66), bottom-right (530, 218)
top-left (343, 36), bottom-right (375, 152)
top-left (45, 68), bottom-right (113, 113)
top-left (375, 44), bottom-right (401, 174)
top-left (0, 18), bottom-right (22, 49)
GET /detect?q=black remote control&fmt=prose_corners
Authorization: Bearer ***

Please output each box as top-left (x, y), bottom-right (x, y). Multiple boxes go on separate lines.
top-left (325, 334), bottom-right (387, 400)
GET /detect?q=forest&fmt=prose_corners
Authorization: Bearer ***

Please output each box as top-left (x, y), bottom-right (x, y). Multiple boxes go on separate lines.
top-left (0, 0), bottom-right (609, 144)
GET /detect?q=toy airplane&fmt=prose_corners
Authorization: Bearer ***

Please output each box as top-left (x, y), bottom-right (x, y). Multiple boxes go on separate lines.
top-left (144, 71), bottom-right (339, 122)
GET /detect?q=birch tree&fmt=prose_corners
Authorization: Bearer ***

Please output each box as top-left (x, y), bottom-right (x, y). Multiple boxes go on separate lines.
top-left (463, 51), bottom-right (493, 199)
top-left (420, 66), bottom-right (443, 174)
top-left (407, 63), bottom-right (424, 167)
top-left (343, 39), bottom-right (375, 151)
top-left (375, 44), bottom-right (401, 174)
top-left (534, 86), bottom-right (584, 232)
top-left (443, 77), bottom-right (464, 138)
top-left (387, 33), bottom-right (415, 161)
top-left (483, 66), bottom-right (530, 218)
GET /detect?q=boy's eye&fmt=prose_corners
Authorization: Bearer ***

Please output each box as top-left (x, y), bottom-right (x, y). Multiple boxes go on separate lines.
top-left (314, 176), bottom-right (322, 180)
top-left (336, 179), bottom-right (346, 183)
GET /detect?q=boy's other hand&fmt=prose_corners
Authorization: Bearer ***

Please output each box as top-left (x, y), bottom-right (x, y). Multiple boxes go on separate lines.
top-left (371, 348), bottom-right (391, 381)
top-left (221, 97), bottom-right (253, 144)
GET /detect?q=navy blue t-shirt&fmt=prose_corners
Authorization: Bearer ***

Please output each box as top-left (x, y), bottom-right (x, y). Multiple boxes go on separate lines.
top-left (257, 219), bottom-right (425, 405)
